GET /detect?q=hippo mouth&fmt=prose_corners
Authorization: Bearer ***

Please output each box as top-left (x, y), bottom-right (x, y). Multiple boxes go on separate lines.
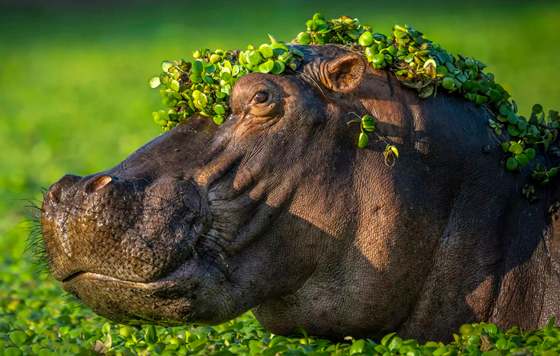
top-left (61, 271), bottom-right (175, 289)
top-left (59, 259), bottom-right (211, 326)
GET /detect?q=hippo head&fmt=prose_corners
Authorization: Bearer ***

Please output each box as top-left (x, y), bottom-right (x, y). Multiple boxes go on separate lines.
top-left (40, 44), bottom-right (558, 340)
top-left (42, 44), bottom-right (377, 327)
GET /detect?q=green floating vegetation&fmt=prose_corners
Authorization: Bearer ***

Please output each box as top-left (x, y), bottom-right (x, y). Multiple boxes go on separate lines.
top-left (6, 250), bottom-right (559, 356)
top-left (3, 256), bottom-right (560, 356)
top-left (149, 13), bottom-right (560, 189)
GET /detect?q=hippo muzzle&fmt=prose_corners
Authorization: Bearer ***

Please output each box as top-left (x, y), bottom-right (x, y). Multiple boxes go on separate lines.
top-left (41, 171), bottom-right (212, 325)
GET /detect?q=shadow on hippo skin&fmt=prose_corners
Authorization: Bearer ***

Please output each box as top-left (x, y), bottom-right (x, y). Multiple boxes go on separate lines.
top-left (245, 103), bottom-right (558, 341)
top-left (251, 188), bottom-right (555, 343)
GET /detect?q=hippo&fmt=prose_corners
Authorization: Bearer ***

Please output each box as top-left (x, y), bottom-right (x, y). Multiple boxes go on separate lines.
top-left (40, 44), bottom-right (560, 342)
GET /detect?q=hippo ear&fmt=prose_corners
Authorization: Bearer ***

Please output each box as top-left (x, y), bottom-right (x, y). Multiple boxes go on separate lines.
top-left (322, 52), bottom-right (367, 92)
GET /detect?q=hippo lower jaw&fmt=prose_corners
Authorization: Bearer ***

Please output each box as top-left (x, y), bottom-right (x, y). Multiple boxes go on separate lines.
top-left (63, 273), bottom-right (191, 326)
top-left (60, 254), bottom-right (241, 327)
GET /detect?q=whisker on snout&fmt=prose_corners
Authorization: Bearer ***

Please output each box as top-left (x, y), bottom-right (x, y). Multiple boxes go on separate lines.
top-left (21, 192), bottom-right (52, 278)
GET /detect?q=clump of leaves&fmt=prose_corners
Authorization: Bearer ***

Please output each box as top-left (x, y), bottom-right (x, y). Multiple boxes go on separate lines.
top-left (149, 13), bottom-right (560, 185)
top-left (532, 164), bottom-right (559, 186)
top-left (347, 113), bottom-right (376, 148)
top-left (347, 112), bottom-right (399, 165)
top-left (149, 38), bottom-right (302, 131)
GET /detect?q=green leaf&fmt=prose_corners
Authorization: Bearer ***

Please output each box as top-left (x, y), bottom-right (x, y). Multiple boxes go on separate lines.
top-left (221, 71), bottom-right (232, 82)
top-left (547, 317), bottom-right (556, 329)
top-left (210, 54), bottom-right (222, 63)
top-left (381, 332), bottom-right (396, 346)
top-left (190, 72), bottom-right (202, 83)
top-left (271, 60), bottom-right (286, 74)
top-left (508, 125), bottom-right (521, 137)
top-left (349, 339), bottom-right (365, 355)
top-left (372, 54), bottom-right (386, 65)
top-left (162, 97), bottom-right (178, 108)
top-left (213, 115), bottom-right (224, 125)
top-left (507, 112), bottom-right (518, 124)
top-left (476, 95), bottom-right (488, 106)
top-left (198, 93), bottom-right (208, 107)
top-left (145, 325), bottom-right (157, 345)
top-left (436, 66), bottom-right (449, 77)
top-left (442, 77), bottom-right (455, 90)
top-left (532, 104), bottom-right (543, 114)
top-left (269, 336), bottom-right (288, 348)
top-left (214, 104), bottom-right (226, 115)
top-left (499, 106), bottom-right (510, 116)
top-left (149, 77), bottom-right (161, 88)
top-left (313, 12), bottom-right (326, 21)
top-left (293, 326), bottom-right (308, 339)
top-left (489, 89), bottom-right (502, 102)
top-left (515, 154), bottom-right (529, 167)
top-left (362, 115), bottom-right (375, 130)
top-left (4, 347), bottom-right (22, 356)
top-left (204, 63), bottom-right (216, 74)
top-left (259, 44), bottom-right (274, 58)
top-left (258, 60), bottom-right (275, 74)
top-left (358, 132), bottom-right (369, 148)
top-left (509, 143), bottom-right (523, 155)
top-left (192, 60), bottom-right (204, 73)
top-left (467, 335), bottom-right (481, 346)
top-left (271, 43), bottom-right (289, 56)
top-left (459, 324), bottom-right (474, 335)
top-left (525, 148), bottom-right (536, 160)
top-left (501, 142), bottom-right (510, 153)
top-left (38, 349), bottom-right (52, 356)
top-left (161, 61), bottom-right (173, 72)
top-left (297, 32), bottom-right (312, 45)
top-left (359, 31), bottom-right (374, 46)
top-left (170, 80), bottom-right (180, 92)
top-left (277, 51), bottom-right (293, 63)
top-left (507, 157), bottom-right (518, 171)
top-left (202, 74), bottom-right (213, 85)
top-left (388, 337), bottom-right (403, 353)
top-left (247, 50), bottom-right (263, 66)
top-left (419, 85), bottom-right (434, 99)
top-left (394, 29), bottom-right (408, 38)
top-left (153, 110), bottom-right (168, 126)
top-left (9, 331), bottom-right (27, 345)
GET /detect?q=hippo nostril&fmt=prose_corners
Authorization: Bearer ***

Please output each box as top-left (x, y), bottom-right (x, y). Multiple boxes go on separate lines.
top-left (47, 189), bottom-right (60, 204)
top-left (46, 174), bottom-right (82, 204)
top-left (85, 174), bottom-right (114, 193)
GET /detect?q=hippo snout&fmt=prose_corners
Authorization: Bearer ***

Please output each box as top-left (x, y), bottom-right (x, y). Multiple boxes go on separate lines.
top-left (41, 173), bottom-right (210, 285)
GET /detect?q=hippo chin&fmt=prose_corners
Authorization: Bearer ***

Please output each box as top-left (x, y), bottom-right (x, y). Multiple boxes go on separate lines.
top-left (40, 44), bottom-right (560, 341)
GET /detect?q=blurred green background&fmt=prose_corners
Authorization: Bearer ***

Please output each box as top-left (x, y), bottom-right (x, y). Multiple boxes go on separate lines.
top-left (0, 0), bottom-right (559, 349)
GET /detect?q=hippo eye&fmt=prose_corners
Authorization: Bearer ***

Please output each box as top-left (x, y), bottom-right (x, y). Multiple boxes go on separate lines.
top-left (252, 92), bottom-right (269, 104)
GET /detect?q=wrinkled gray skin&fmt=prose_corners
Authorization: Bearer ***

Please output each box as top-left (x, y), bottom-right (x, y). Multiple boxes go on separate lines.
top-left (41, 45), bottom-right (560, 342)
